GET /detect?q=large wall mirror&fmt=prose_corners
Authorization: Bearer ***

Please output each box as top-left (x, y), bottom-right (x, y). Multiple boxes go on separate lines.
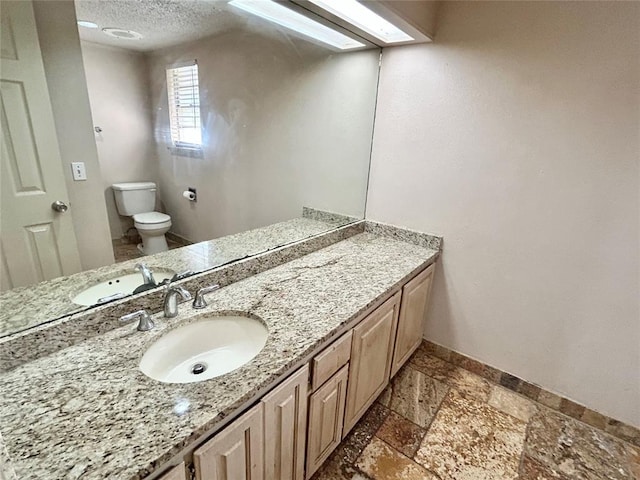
top-left (0, 0), bottom-right (380, 337)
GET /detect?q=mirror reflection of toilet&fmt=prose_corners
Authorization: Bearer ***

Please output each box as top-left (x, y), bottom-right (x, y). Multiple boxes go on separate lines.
top-left (111, 182), bottom-right (172, 255)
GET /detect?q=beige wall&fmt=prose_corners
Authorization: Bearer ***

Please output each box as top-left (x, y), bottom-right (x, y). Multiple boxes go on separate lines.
top-left (148, 30), bottom-right (378, 243)
top-left (32, 1), bottom-right (114, 269)
top-left (367, 1), bottom-right (640, 426)
top-left (80, 42), bottom-right (157, 239)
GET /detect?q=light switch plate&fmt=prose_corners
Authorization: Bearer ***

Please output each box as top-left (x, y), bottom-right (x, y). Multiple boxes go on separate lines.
top-left (71, 162), bottom-right (87, 181)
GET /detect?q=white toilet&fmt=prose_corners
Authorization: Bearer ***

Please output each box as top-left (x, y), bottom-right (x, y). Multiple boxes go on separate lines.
top-left (111, 182), bottom-right (172, 255)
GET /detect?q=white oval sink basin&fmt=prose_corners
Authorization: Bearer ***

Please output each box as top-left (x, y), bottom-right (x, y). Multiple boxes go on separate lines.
top-left (72, 271), bottom-right (174, 306)
top-left (139, 316), bottom-right (268, 383)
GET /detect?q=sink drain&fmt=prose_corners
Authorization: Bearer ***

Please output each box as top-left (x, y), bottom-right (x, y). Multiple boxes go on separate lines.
top-left (191, 363), bottom-right (207, 375)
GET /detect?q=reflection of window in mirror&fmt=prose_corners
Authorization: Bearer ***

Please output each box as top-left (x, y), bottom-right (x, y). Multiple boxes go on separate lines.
top-left (166, 62), bottom-right (203, 156)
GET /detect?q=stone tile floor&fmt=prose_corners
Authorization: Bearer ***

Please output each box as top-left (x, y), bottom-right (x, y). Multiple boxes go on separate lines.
top-left (312, 342), bottom-right (640, 480)
top-left (111, 237), bottom-right (185, 263)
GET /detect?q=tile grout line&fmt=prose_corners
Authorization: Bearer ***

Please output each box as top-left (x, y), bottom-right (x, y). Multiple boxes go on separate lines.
top-left (372, 432), bottom-right (444, 480)
top-left (348, 347), bottom-right (637, 480)
top-left (408, 385), bottom-right (450, 480)
top-left (418, 383), bottom-right (452, 440)
top-left (435, 351), bottom-right (640, 450)
top-left (422, 339), bottom-right (640, 448)
top-left (377, 368), bottom-right (454, 470)
top-left (406, 351), bottom-right (549, 436)
top-left (516, 414), bottom-right (536, 478)
top-left (417, 356), bottom-right (640, 479)
top-left (380, 369), bottom-right (452, 439)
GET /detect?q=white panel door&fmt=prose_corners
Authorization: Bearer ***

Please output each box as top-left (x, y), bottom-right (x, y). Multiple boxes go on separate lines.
top-left (0, 0), bottom-right (81, 291)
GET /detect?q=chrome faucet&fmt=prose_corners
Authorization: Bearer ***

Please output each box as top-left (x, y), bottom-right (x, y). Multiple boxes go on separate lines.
top-left (135, 263), bottom-right (156, 286)
top-left (163, 283), bottom-right (192, 318)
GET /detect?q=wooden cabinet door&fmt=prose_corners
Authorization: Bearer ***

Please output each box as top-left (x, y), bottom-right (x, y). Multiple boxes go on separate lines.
top-left (343, 292), bottom-right (400, 434)
top-left (262, 364), bottom-right (309, 480)
top-left (305, 364), bottom-right (349, 479)
top-left (194, 404), bottom-right (264, 480)
top-left (158, 463), bottom-right (186, 480)
top-left (390, 264), bottom-right (436, 377)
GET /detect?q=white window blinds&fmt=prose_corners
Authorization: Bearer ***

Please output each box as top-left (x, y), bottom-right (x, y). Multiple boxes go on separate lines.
top-left (166, 63), bottom-right (202, 148)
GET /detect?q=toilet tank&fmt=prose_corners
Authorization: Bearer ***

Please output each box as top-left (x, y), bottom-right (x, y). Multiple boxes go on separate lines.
top-left (112, 182), bottom-right (157, 216)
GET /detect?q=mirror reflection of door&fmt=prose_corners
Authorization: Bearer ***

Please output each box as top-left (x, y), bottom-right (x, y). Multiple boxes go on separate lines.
top-left (0, 1), bottom-right (82, 291)
top-left (0, 0), bottom-right (380, 298)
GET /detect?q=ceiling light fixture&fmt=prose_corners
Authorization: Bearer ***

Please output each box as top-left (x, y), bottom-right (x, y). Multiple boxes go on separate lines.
top-left (229, 0), bottom-right (365, 50)
top-left (307, 0), bottom-right (414, 44)
top-left (102, 28), bottom-right (143, 40)
top-left (77, 20), bottom-right (99, 29)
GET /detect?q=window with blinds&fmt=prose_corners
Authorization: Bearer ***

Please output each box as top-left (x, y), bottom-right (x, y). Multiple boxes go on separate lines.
top-left (166, 63), bottom-right (202, 148)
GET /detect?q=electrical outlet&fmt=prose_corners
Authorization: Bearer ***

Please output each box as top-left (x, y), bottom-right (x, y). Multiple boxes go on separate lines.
top-left (71, 162), bottom-right (87, 181)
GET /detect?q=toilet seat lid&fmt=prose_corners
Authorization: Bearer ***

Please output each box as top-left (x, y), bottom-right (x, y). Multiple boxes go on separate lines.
top-left (133, 212), bottom-right (171, 224)
top-left (112, 182), bottom-right (156, 191)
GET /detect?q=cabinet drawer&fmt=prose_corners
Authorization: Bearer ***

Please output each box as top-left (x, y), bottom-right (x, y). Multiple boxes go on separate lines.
top-left (311, 330), bottom-right (352, 391)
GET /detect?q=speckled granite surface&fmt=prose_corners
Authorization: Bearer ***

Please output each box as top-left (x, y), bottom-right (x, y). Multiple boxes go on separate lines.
top-left (365, 220), bottom-right (443, 251)
top-left (302, 206), bottom-right (359, 225)
top-left (0, 232), bottom-right (438, 480)
top-left (0, 256), bottom-right (198, 338)
top-left (181, 216), bottom-right (354, 269)
top-left (0, 431), bottom-right (17, 480)
top-left (0, 216), bottom-right (354, 338)
top-left (0, 222), bottom-right (364, 371)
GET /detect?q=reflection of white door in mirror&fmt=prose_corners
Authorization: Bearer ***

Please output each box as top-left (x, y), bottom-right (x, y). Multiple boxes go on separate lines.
top-left (0, 1), bottom-right (82, 291)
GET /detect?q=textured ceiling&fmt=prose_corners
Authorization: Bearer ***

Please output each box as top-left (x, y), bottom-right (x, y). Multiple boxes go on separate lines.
top-left (74, 0), bottom-right (250, 52)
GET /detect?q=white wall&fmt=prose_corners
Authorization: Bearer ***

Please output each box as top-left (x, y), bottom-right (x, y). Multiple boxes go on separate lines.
top-left (32, 1), bottom-right (114, 269)
top-left (148, 29), bottom-right (379, 242)
top-left (367, 1), bottom-right (640, 426)
top-left (80, 42), bottom-right (157, 239)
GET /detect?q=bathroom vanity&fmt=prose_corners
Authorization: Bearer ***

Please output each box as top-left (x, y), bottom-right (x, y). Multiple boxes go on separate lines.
top-left (0, 222), bottom-right (440, 480)
top-left (184, 263), bottom-right (434, 480)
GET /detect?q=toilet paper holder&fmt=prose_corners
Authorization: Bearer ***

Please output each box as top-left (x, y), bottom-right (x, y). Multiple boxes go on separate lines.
top-left (183, 188), bottom-right (197, 202)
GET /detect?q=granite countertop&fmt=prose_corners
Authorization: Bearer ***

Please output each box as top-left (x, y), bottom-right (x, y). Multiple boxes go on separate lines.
top-left (0, 216), bottom-right (349, 338)
top-left (0, 232), bottom-right (438, 480)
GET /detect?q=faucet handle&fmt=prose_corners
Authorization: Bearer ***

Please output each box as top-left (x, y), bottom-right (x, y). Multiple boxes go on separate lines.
top-left (120, 309), bottom-right (155, 331)
top-left (96, 292), bottom-right (127, 304)
top-left (165, 283), bottom-right (192, 298)
top-left (172, 270), bottom-right (194, 282)
top-left (159, 270), bottom-right (194, 286)
top-left (192, 284), bottom-right (220, 309)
